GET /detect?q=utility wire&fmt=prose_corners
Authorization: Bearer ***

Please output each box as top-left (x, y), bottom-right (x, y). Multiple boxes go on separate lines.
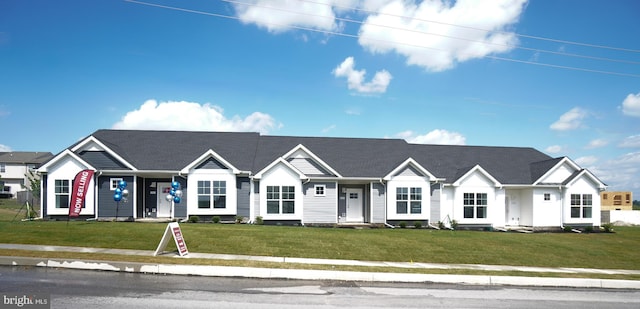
top-left (124, 0), bottom-right (640, 78)
top-left (298, 0), bottom-right (640, 54)
top-left (224, 0), bottom-right (640, 65)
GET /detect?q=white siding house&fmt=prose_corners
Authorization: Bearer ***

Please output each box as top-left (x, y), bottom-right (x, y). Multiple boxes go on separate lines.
top-left (37, 129), bottom-right (606, 230)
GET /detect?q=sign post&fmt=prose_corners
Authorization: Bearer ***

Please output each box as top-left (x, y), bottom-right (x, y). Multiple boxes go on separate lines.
top-left (154, 222), bottom-right (189, 256)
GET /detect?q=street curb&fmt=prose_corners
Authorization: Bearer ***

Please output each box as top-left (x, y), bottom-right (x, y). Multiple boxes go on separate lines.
top-left (2, 256), bottom-right (639, 289)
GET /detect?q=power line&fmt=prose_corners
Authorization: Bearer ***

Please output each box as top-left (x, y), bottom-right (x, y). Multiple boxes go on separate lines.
top-left (124, 0), bottom-right (640, 78)
top-left (298, 0), bottom-right (640, 54)
top-left (224, 0), bottom-right (640, 65)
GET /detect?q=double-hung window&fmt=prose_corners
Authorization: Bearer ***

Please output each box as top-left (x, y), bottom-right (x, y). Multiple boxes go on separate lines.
top-left (267, 185), bottom-right (295, 214)
top-left (571, 194), bottom-right (592, 218)
top-left (463, 193), bottom-right (487, 219)
top-left (396, 187), bottom-right (422, 214)
top-left (55, 179), bottom-right (70, 208)
top-left (197, 180), bottom-right (226, 209)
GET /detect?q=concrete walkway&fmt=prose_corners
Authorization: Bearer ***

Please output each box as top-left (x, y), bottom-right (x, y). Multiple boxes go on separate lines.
top-left (1, 243), bottom-right (639, 289)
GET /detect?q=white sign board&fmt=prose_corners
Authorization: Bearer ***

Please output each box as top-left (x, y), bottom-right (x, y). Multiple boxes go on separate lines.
top-left (154, 222), bottom-right (189, 256)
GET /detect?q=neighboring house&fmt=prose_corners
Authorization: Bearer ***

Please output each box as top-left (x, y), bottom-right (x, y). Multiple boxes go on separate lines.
top-left (600, 191), bottom-right (633, 211)
top-left (0, 152), bottom-right (53, 198)
top-left (37, 130), bottom-right (606, 230)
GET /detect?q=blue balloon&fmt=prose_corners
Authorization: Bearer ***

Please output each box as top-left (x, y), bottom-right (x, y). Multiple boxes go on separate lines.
top-left (113, 193), bottom-right (122, 202)
top-left (118, 180), bottom-right (127, 189)
top-left (170, 188), bottom-right (176, 196)
top-left (173, 196), bottom-right (181, 203)
top-left (115, 188), bottom-right (122, 195)
top-left (171, 181), bottom-right (180, 189)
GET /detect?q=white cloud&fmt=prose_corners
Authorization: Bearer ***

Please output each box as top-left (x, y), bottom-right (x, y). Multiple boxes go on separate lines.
top-left (575, 156), bottom-right (598, 166)
top-left (0, 144), bottom-right (12, 152)
top-left (550, 107), bottom-right (588, 131)
top-left (621, 92), bottom-right (640, 117)
top-left (112, 100), bottom-right (279, 134)
top-left (358, 0), bottom-right (527, 71)
top-left (333, 57), bottom-right (392, 94)
top-left (619, 135), bottom-right (640, 148)
top-left (591, 151), bottom-right (640, 197)
top-left (399, 129), bottom-right (466, 145)
top-left (585, 138), bottom-right (608, 149)
top-left (545, 145), bottom-right (564, 154)
top-left (322, 124), bottom-right (337, 133)
top-left (232, 0), bottom-right (342, 33)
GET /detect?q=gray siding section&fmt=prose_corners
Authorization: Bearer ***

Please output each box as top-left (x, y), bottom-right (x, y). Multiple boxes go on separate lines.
top-left (196, 158), bottom-right (227, 170)
top-left (78, 151), bottom-right (128, 170)
top-left (97, 176), bottom-right (134, 218)
top-left (174, 177), bottom-right (187, 218)
top-left (253, 181), bottom-right (260, 218)
top-left (303, 182), bottom-right (337, 223)
top-left (237, 177), bottom-right (251, 218)
top-left (288, 158), bottom-right (331, 176)
top-left (371, 182), bottom-right (386, 223)
top-left (396, 165), bottom-right (423, 177)
top-left (41, 174), bottom-right (48, 217)
top-left (430, 183), bottom-right (441, 223)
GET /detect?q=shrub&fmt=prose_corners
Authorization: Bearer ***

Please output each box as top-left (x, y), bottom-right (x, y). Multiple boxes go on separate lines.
top-left (254, 216), bottom-right (264, 225)
top-left (602, 222), bottom-right (614, 233)
top-left (235, 216), bottom-right (244, 224)
top-left (450, 220), bottom-right (458, 230)
top-left (212, 216), bottom-right (220, 224)
top-left (188, 215), bottom-right (199, 223)
top-left (437, 221), bottom-right (445, 229)
top-left (399, 221), bottom-right (407, 228)
top-left (413, 221), bottom-right (422, 229)
top-left (585, 225), bottom-right (594, 233)
top-left (563, 225), bottom-right (573, 232)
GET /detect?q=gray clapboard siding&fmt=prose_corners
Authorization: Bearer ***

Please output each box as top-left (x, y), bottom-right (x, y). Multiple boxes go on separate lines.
top-left (237, 177), bottom-right (251, 218)
top-left (303, 182), bottom-right (337, 223)
top-left (371, 182), bottom-right (386, 223)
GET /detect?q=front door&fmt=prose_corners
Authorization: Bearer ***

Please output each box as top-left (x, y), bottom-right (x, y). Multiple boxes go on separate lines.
top-left (157, 182), bottom-right (173, 218)
top-left (506, 195), bottom-right (520, 226)
top-left (346, 188), bottom-right (363, 222)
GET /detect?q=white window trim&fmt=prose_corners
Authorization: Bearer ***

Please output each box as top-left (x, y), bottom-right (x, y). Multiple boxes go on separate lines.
top-left (314, 184), bottom-right (326, 197)
top-left (110, 178), bottom-right (123, 191)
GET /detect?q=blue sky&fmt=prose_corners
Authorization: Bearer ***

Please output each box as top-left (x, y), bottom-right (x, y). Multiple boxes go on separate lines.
top-left (1, 0), bottom-right (639, 197)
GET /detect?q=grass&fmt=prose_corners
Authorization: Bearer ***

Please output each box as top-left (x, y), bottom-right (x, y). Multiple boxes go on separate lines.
top-left (1, 198), bottom-right (640, 274)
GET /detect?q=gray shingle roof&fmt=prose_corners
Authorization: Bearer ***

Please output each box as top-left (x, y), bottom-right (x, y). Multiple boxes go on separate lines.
top-left (0, 152), bottom-right (53, 165)
top-left (80, 130), bottom-right (556, 185)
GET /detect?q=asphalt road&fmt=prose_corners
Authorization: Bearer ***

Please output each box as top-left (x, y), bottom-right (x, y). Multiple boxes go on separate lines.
top-left (1, 266), bottom-right (639, 309)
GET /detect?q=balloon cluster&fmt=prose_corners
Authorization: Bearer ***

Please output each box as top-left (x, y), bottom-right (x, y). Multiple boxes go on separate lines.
top-left (165, 181), bottom-right (183, 203)
top-left (113, 180), bottom-right (129, 202)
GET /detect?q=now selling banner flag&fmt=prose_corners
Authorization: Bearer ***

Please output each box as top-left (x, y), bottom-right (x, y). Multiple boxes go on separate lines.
top-left (69, 169), bottom-right (95, 217)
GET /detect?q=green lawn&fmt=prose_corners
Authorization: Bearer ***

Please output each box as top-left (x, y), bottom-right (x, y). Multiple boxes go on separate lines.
top-left (1, 198), bottom-right (639, 270)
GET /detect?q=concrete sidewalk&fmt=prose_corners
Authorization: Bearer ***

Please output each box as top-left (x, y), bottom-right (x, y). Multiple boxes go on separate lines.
top-left (1, 243), bottom-right (639, 289)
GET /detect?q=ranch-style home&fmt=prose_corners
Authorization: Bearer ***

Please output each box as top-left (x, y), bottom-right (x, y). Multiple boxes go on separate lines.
top-left (38, 129), bottom-right (606, 230)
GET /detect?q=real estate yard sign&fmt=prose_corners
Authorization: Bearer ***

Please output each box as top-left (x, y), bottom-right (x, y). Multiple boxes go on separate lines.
top-left (154, 222), bottom-right (189, 256)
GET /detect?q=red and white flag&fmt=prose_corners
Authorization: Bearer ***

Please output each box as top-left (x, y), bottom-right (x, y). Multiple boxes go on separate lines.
top-left (69, 169), bottom-right (94, 217)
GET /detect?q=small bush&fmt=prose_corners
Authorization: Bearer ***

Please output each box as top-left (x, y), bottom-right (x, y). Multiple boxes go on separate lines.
top-left (602, 222), bottom-right (614, 233)
top-left (399, 221), bottom-right (407, 228)
top-left (188, 215), bottom-right (199, 223)
top-left (450, 220), bottom-right (458, 230)
top-left (212, 216), bottom-right (220, 224)
top-left (437, 221), bottom-right (445, 229)
top-left (413, 221), bottom-right (422, 229)
top-left (254, 216), bottom-right (264, 225)
top-left (563, 225), bottom-right (573, 232)
top-left (585, 225), bottom-right (594, 233)
top-left (235, 216), bottom-right (244, 224)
